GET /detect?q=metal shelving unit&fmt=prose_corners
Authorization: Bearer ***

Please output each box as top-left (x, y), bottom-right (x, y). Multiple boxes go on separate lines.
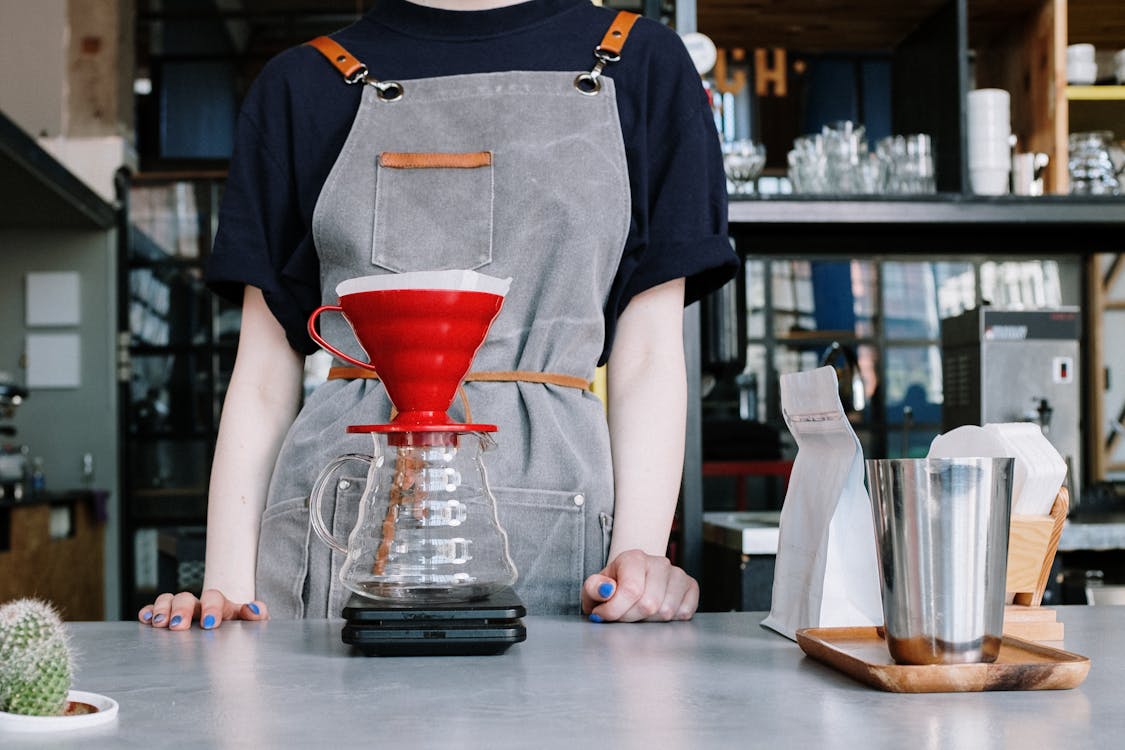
top-left (116, 173), bottom-right (235, 617)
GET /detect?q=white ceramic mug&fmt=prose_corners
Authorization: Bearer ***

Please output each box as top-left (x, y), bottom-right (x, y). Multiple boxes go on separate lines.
top-left (968, 88), bottom-right (1011, 111)
top-left (970, 166), bottom-right (1010, 195)
top-left (1012, 152), bottom-right (1048, 196)
top-left (1068, 60), bottom-right (1098, 85)
top-left (1067, 43), bottom-right (1096, 65)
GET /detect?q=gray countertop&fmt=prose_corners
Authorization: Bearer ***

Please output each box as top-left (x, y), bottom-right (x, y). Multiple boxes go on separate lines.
top-left (4, 607), bottom-right (1123, 748)
top-left (704, 511), bottom-right (1125, 555)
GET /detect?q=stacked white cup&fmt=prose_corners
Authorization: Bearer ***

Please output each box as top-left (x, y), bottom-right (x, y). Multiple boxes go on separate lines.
top-left (968, 88), bottom-right (1011, 195)
top-left (1115, 49), bottom-right (1125, 84)
top-left (1067, 44), bottom-right (1098, 85)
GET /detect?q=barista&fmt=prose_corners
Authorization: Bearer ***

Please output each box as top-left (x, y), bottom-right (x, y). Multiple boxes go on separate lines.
top-left (138, 0), bottom-right (737, 629)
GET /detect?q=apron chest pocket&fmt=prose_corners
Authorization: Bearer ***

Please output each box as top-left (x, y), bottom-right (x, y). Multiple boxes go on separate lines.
top-left (371, 151), bottom-right (494, 273)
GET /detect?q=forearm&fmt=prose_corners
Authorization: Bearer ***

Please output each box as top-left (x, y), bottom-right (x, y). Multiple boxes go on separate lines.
top-left (606, 278), bottom-right (687, 560)
top-left (203, 287), bottom-right (304, 600)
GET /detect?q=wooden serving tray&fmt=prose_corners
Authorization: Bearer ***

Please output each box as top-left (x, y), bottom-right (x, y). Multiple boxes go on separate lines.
top-left (796, 626), bottom-right (1090, 693)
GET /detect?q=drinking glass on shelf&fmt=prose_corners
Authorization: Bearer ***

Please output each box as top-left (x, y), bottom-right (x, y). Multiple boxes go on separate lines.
top-left (787, 125), bottom-right (934, 195)
top-left (877, 134), bottom-right (936, 194)
top-left (722, 139), bottom-right (767, 195)
top-left (1069, 131), bottom-right (1121, 195)
top-left (823, 120), bottom-right (867, 193)
top-left (857, 152), bottom-right (886, 194)
top-left (787, 134), bottom-right (826, 193)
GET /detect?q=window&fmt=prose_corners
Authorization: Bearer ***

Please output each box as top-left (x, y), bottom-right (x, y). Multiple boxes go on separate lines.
top-left (701, 255), bottom-right (1079, 509)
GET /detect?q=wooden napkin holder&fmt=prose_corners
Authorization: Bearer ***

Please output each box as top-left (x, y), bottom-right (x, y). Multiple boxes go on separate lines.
top-left (1003, 486), bottom-right (1069, 641)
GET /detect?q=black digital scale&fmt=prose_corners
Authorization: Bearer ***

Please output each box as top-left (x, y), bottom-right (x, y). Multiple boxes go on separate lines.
top-left (341, 587), bottom-right (526, 656)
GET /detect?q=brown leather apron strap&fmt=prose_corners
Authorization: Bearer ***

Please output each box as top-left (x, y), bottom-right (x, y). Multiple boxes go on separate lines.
top-left (306, 36), bottom-right (367, 83)
top-left (307, 13), bottom-right (640, 79)
top-left (465, 370), bottom-right (592, 390)
top-left (311, 14), bottom-right (638, 97)
top-left (328, 366), bottom-right (591, 391)
top-left (599, 11), bottom-right (641, 56)
top-left (327, 367), bottom-right (591, 425)
top-left (575, 10), bottom-right (640, 95)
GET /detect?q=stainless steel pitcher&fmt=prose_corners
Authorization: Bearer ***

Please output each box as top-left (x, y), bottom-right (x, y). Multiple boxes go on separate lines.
top-left (866, 457), bottom-right (1015, 665)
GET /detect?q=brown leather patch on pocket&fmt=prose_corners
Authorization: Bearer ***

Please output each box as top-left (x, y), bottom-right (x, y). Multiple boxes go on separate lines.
top-left (378, 151), bottom-right (492, 169)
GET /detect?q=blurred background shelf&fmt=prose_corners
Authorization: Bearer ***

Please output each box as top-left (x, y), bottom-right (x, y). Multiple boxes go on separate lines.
top-left (0, 110), bottom-right (115, 231)
top-left (1068, 86), bottom-right (1125, 134)
top-left (1067, 85), bottom-right (1125, 100)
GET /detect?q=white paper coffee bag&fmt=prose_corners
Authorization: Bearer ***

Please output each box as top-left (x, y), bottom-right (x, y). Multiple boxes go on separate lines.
top-left (762, 366), bottom-right (883, 640)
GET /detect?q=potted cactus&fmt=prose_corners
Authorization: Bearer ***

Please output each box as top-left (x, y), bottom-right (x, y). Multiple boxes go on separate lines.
top-left (0, 598), bottom-right (117, 731)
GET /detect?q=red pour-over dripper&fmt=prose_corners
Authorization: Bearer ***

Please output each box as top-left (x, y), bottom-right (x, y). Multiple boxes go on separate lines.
top-left (308, 286), bottom-right (504, 438)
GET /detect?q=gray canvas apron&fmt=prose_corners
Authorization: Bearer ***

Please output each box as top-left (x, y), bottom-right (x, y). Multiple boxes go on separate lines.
top-left (257, 14), bottom-right (636, 616)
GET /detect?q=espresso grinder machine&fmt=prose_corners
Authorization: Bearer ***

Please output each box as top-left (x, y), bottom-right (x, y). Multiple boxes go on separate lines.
top-left (0, 375), bottom-right (30, 501)
top-left (941, 307), bottom-right (1082, 497)
top-left (306, 271), bottom-right (525, 656)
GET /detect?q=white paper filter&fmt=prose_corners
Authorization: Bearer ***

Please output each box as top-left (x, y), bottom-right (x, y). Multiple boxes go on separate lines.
top-left (990, 423), bottom-right (1067, 516)
top-left (928, 425), bottom-right (1027, 512)
top-left (336, 270), bottom-right (512, 298)
top-left (927, 423), bottom-right (1066, 516)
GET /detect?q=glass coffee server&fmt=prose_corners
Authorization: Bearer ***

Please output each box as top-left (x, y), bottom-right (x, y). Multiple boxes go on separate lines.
top-left (117, 174), bottom-right (235, 617)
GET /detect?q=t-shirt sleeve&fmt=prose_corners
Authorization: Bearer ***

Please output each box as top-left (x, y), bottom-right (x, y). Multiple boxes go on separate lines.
top-left (204, 57), bottom-right (323, 356)
top-left (601, 26), bottom-right (738, 363)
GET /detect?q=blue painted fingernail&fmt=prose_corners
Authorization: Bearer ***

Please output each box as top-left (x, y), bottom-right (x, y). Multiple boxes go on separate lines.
top-left (589, 613), bottom-right (603, 623)
top-left (170, 615), bottom-right (182, 627)
top-left (142, 611), bottom-right (152, 622)
top-left (247, 602), bottom-right (260, 615)
top-left (598, 582), bottom-right (615, 599)
top-left (203, 614), bottom-right (216, 629)
top-left (153, 614), bottom-right (165, 624)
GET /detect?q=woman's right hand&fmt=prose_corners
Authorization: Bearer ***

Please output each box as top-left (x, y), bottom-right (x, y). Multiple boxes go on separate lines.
top-left (137, 589), bottom-right (269, 631)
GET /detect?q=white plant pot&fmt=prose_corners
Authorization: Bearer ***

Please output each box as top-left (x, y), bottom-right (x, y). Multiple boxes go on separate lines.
top-left (0, 691), bottom-right (118, 733)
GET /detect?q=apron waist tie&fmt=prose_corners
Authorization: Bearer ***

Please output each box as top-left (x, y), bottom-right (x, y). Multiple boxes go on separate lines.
top-left (327, 367), bottom-right (592, 424)
top-left (327, 366), bottom-right (591, 390)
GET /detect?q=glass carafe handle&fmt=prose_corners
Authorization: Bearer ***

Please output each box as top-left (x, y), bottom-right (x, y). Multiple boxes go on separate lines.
top-left (309, 453), bottom-right (372, 554)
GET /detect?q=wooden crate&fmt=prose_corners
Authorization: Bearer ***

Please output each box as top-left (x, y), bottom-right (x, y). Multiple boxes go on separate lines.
top-left (1003, 486), bottom-right (1068, 641)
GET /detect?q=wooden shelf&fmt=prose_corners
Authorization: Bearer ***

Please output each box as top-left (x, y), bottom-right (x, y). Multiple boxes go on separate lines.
top-left (1068, 85), bottom-right (1125, 100)
top-left (697, 0), bottom-right (1054, 53)
top-left (692, 0), bottom-right (1125, 195)
top-left (696, 0), bottom-right (948, 52)
top-left (1068, 86), bottom-right (1125, 134)
top-left (1068, 0), bottom-right (1125, 47)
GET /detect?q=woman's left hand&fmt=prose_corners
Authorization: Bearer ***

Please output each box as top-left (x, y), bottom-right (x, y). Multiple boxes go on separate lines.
top-left (581, 549), bottom-right (699, 622)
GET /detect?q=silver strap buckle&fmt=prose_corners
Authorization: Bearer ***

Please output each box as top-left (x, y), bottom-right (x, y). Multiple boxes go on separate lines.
top-left (364, 78), bottom-right (405, 102)
top-left (340, 60), bottom-right (402, 101)
top-left (574, 47), bottom-right (620, 96)
top-left (344, 65), bottom-right (369, 86)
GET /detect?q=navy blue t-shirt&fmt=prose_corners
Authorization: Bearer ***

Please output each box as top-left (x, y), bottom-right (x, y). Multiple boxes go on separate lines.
top-left (206, 0), bottom-right (737, 363)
